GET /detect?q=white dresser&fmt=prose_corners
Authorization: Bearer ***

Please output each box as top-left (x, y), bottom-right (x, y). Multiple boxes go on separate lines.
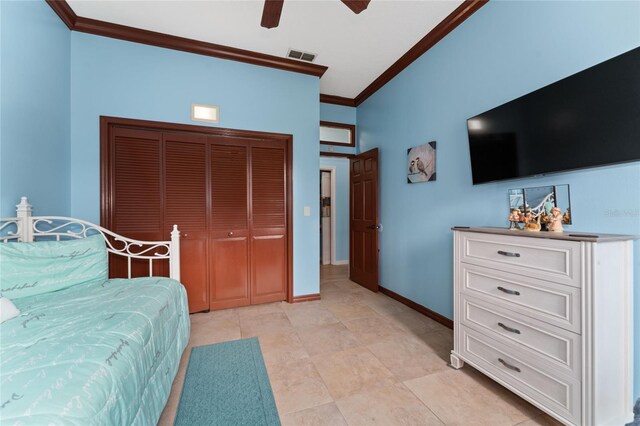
top-left (450, 227), bottom-right (636, 426)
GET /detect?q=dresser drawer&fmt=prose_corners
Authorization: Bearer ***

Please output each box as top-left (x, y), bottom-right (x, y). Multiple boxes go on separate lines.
top-left (460, 232), bottom-right (581, 287)
top-left (458, 325), bottom-right (581, 425)
top-left (460, 295), bottom-right (581, 377)
top-left (460, 263), bottom-right (581, 333)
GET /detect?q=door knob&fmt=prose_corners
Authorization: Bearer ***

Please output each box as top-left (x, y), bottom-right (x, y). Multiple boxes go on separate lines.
top-left (367, 224), bottom-right (381, 230)
top-left (182, 233), bottom-right (188, 238)
top-left (228, 231), bottom-right (234, 237)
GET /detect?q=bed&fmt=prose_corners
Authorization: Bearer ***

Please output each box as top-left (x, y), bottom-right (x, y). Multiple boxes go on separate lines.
top-left (0, 197), bottom-right (190, 425)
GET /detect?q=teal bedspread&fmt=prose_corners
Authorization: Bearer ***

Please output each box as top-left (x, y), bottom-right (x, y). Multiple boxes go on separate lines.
top-left (0, 277), bottom-right (190, 425)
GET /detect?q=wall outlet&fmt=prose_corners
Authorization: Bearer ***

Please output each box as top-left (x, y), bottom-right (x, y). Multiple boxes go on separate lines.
top-left (303, 206), bottom-right (311, 216)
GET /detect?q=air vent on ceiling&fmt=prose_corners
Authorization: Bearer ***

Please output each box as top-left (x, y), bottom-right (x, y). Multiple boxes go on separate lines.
top-left (287, 48), bottom-right (317, 63)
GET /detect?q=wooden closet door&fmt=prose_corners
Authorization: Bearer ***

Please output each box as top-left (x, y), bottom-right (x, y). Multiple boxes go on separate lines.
top-left (109, 127), bottom-right (165, 278)
top-left (164, 133), bottom-right (209, 313)
top-left (209, 139), bottom-right (251, 310)
top-left (250, 141), bottom-right (288, 304)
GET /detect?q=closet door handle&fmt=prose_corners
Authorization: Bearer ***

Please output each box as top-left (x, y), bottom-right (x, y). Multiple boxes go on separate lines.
top-left (497, 250), bottom-right (520, 257)
top-left (228, 231), bottom-right (234, 237)
top-left (498, 358), bottom-right (521, 373)
top-left (497, 286), bottom-right (520, 296)
top-left (498, 322), bottom-right (521, 334)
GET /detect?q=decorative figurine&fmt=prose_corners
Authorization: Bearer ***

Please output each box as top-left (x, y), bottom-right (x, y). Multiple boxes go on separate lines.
top-left (544, 199), bottom-right (554, 216)
top-left (523, 212), bottom-right (541, 232)
top-left (548, 207), bottom-right (564, 232)
top-left (508, 209), bottom-right (521, 230)
top-left (539, 212), bottom-right (550, 227)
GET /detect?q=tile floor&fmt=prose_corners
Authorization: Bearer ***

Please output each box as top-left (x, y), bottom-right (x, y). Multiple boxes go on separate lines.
top-left (158, 265), bottom-right (562, 426)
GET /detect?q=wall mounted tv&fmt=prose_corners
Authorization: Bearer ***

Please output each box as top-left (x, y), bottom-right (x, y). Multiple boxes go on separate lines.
top-left (467, 46), bottom-right (640, 185)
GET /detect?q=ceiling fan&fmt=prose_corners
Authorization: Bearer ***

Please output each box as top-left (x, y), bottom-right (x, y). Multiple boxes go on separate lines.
top-left (261, 0), bottom-right (371, 29)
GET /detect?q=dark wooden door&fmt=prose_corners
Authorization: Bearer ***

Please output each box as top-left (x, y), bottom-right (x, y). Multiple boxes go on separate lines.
top-left (209, 139), bottom-right (251, 310)
top-left (109, 127), bottom-right (165, 278)
top-left (102, 117), bottom-right (292, 313)
top-left (250, 142), bottom-right (288, 304)
top-left (350, 148), bottom-right (379, 291)
top-left (164, 132), bottom-right (209, 313)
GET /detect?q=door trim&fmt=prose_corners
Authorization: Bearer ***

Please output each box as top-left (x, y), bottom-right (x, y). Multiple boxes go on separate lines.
top-left (100, 115), bottom-right (294, 304)
top-left (320, 152), bottom-right (354, 159)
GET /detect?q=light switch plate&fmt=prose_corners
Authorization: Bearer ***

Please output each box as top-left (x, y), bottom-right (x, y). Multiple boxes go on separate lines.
top-left (303, 206), bottom-right (311, 216)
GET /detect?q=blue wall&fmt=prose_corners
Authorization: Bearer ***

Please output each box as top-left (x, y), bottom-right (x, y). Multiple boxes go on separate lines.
top-left (0, 0), bottom-right (70, 217)
top-left (320, 102), bottom-right (356, 124)
top-left (69, 33), bottom-right (320, 296)
top-left (357, 0), bottom-right (640, 398)
top-left (319, 156), bottom-right (349, 263)
top-left (320, 102), bottom-right (357, 155)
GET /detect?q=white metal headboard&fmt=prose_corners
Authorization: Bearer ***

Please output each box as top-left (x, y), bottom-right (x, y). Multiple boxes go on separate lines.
top-left (0, 197), bottom-right (181, 281)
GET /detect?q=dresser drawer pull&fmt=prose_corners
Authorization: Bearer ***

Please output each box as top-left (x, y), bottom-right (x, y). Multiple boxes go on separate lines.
top-left (497, 250), bottom-right (521, 257)
top-left (497, 286), bottom-right (520, 296)
top-left (498, 358), bottom-right (521, 373)
top-left (497, 322), bottom-right (521, 334)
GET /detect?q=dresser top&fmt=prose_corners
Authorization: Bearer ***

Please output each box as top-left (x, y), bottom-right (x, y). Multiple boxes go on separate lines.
top-left (451, 226), bottom-right (640, 242)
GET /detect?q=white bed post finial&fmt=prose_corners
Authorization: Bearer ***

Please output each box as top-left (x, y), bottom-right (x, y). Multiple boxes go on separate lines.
top-left (16, 197), bottom-right (33, 242)
top-left (169, 225), bottom-right (181, 281)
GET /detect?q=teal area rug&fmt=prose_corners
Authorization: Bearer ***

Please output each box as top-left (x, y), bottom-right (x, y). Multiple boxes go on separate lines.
top-left (175, 338), bottom-right (281, 426)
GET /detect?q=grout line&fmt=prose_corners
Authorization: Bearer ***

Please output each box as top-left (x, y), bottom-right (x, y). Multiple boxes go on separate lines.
top-left (320, 269), bottom-right (454, 424)
top-left (184, 270), bottom-right (539, 426)
top-left (403, 379), bottom-right (448, 426)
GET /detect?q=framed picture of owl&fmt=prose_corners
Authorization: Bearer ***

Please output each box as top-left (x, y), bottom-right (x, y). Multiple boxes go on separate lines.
top-left (407, 141), bottom-right (436, 183)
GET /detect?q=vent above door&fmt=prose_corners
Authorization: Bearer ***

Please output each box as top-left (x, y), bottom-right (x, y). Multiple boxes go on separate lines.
top-left (287, 49), bottom-right (317, 62)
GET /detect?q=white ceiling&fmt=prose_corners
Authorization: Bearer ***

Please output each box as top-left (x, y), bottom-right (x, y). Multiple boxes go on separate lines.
top-left (67, 0), bottom-right (464, 99)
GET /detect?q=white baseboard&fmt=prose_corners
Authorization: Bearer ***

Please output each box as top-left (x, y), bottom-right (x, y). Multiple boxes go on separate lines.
top-left (331, 260), bottom-right (349, 265)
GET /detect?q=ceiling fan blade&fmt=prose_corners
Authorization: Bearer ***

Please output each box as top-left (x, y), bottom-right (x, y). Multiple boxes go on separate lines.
top-left (341, 0), bottom-right (371, 14)
top-left (261, 0), bottom-right (284, 29)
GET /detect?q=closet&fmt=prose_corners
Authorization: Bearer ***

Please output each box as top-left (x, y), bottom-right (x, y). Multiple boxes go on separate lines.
top-left (101, 117), bottom-right (291, 313)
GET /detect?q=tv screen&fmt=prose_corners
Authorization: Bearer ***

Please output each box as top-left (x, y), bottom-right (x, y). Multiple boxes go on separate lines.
top-left (467, 46), bottom-right (640, 185)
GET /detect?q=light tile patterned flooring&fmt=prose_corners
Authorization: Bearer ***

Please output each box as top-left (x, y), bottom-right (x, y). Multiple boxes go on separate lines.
top-left (158, 265), bottom-right (562, 426)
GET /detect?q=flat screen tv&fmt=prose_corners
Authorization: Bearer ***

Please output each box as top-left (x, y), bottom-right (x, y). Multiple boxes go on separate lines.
top-left (467, 46), bottom-right (640, 185)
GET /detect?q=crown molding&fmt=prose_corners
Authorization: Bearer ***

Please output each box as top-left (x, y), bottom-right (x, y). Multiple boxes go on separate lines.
top-left (46, 0), bottom-right (76, 29)
top-left (319, 94), bottom-right (357, 107)
top-left (354, 0), bottom-right (488, 106)
top-left (45, 0), bottom-right (486, 102)
top-left (45, 0), bottom-right (327, 78)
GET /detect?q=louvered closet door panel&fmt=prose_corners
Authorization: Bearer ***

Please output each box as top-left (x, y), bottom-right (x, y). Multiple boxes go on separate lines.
top-left (164, 133), bottom-right (209, 313)
top-left (250, 142), bottom-right (287, 304)
top-left (210, 139), bottom-right (251, 309)
top-left (110, 127), bottom-right (164, 279)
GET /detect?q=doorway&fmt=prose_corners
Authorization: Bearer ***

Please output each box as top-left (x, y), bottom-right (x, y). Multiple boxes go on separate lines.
top-left (319, 158), bottom-right (351, 282)
top-left (319, 168), bottom-right (335, 265)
